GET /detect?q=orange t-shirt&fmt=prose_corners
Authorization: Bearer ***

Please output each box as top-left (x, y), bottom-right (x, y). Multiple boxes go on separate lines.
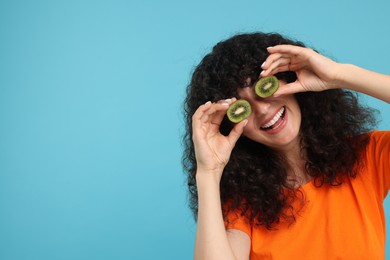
top-left (226, 131), bottom-right (390, 259)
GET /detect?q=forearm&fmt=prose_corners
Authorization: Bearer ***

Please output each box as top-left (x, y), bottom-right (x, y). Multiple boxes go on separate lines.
top-left (337, 64), bottom-right (390, 103)
top-left (194, 172), bottom-right (236, 260)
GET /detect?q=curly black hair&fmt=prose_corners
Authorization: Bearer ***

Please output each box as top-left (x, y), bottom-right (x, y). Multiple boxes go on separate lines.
top-left (182, 32), bottom-right (378, 229)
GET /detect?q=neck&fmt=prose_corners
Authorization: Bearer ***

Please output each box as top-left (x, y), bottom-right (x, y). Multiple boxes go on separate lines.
top-left (276, 137), bottom-right (312, 188)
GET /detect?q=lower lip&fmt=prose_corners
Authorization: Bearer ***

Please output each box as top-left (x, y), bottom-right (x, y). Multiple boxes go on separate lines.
top-left (262, 109), bottom-right (288, 135)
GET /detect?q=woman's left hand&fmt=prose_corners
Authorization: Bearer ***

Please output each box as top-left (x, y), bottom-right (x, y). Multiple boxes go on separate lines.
top-left (260, 45), bottom-right (342, 96)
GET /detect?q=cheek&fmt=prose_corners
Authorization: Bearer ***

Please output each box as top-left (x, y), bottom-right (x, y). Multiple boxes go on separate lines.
top-left (242, 119), bottom-right (257, 138)
top-left (288, 107), bottom-right (302, 135)
top-left (292, 104), bottom-right (302, 125)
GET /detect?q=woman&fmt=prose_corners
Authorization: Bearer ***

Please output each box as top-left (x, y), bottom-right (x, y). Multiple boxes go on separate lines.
top-left (182, 32), bottom-right (390, 259)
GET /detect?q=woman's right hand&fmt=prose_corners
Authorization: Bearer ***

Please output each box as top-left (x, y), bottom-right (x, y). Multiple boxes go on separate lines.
top-left (192, 98), bottom-right (248, 181)
top-left (193, 99), bottom-right (251, 260)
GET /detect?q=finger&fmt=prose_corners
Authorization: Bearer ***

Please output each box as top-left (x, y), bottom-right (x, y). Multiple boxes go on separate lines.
top-left (273, 82), bottom-right (304, 97)
top-left (192, 101), bottom-right (213, 124)
top-left (199, 102), bottom-right (231, 124)
top-left (227, 119), bottom-right (247, 146)
top-left (267, 45), bottom-right (313, 66)
top-left (217, 97), bottom-right (236, 104)
top-left (260, 66), bottom-right (288, 77)
top-left (263, 51), bottom-right (303, 63)
top-left (261, 53), bottom-right (284, 69)
top-left (261, 57), bottom-right (292, 77)
top-left (204, 98), bottom-right (236, 123)
top-left (266, 57), bottom-right (291, 70)
top-left (287, 61), bottom-right (306, 71)
top-left (209, 98), bottom-right (237, 124)
top-left (192, 102), bottom-right (213, 141)
top-left (262, 57), bottom-right (308, 77)
top-left (209, 109), bottom-right (229, 130)
top-left (267, 45), bottom-right (307, 56)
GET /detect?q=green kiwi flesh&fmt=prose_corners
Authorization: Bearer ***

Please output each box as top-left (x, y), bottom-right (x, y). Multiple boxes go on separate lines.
top-left (227, 99), bottom-right (252, 123)
top-left (255, 76), bottom-right (279, 98)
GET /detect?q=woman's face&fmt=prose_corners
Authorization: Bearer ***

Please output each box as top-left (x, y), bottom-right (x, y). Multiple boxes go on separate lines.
top-left (237, 81), bottom-right (302, 152)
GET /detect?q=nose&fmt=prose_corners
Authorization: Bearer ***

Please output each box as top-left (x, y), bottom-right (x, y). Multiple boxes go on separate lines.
top-left (251, 99), bottom-right (271, 116)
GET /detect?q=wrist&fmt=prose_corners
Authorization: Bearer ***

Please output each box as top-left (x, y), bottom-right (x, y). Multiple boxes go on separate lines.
top-left (333, 63), bottom-right (353, 88)
top-left (196, 168), bottom-right (224, 185)
top-left (196, 163), bottom-right (225, 176)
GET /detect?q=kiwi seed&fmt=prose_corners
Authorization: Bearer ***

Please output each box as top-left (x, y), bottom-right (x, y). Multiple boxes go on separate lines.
top-left (226, 99), bottom-right (252, 123)
top-left (255, 76), bottom-right (279, 98)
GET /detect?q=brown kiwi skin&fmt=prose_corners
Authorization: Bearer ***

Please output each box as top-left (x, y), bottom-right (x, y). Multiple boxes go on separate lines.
top-left (226, 99), bottom-right (252, 123)
top-left (255, 76), bottom-right (279, 98)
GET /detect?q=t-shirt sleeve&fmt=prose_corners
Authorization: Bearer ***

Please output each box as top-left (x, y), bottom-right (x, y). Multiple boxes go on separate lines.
top-left (365, 130), bottom-right (390, 200)
top-left (224, 209), bottom-right (252, 238)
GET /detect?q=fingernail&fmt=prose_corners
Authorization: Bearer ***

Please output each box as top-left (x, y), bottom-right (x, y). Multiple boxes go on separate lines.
top-left (261, 62), bottom-right (266, 68)
top-left (267, 46), bottom-right (274, 49)
top-left (260, 70), bottom-right (265, 76)
top-left (221, 103), bottom-right (229, 106)
top-left (225, 98), bottom-right (232, 102)
top-left (205, 101), bottom-right (211, 105)
top-left (243, 119), bottom-right (248, 126)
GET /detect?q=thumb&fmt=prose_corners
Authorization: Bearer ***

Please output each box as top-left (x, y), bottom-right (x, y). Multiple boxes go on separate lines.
top-left (273, 82), bottom-right (304, 97)
top-left (227, 119), bottom-right (247, 146)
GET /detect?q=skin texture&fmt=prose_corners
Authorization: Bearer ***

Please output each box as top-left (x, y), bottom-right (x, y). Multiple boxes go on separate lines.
top-left (262, 45), bottom-right (390, 102)
top-left (193, 99), bottom-right (246, 180)
top-left (189, 41), bottom-right (389, 259)
top-left (237, 83), bottom-right (302, 152)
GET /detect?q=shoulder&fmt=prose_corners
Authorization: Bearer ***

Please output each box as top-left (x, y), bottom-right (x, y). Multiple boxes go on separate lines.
top-left (359, 130), bottom-right (390, 200)
top-left (367, 130), bottom-right (390, 143)
top-left (365, 130), bottom-right (390, 160)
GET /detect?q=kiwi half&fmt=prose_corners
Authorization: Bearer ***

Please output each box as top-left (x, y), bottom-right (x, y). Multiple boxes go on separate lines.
top-left (255, 76), bottom-right (279, 98)
top-left (227, 99), bottom-right (252, 123)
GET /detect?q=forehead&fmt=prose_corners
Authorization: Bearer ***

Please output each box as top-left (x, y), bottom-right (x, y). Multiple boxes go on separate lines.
top-left (237, 86), bottom-right (256, 99)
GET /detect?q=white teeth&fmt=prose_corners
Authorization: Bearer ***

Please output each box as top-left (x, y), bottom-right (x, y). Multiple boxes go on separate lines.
top-left (262, 107), bottom-right (285, 128)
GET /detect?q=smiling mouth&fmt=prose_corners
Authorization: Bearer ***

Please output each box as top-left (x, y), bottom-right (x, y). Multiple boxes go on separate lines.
top-left (260, 106), bottom-right (286, 130)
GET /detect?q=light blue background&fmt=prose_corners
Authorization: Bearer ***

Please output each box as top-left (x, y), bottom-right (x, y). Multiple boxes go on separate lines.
top-left (1, 0), bottom-right (389, 259)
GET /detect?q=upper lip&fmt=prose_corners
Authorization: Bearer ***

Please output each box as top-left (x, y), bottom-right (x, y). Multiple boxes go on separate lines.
top-left (260, 106), bottom-right (285, 128)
